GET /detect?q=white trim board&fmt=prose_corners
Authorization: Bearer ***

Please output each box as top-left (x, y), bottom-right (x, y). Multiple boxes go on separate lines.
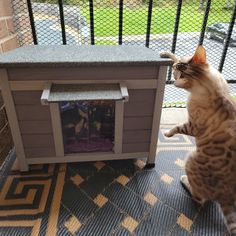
top-left (26, 152), bottom-right (148, 165)
top-left (8, 80), bottom-right (158, 91)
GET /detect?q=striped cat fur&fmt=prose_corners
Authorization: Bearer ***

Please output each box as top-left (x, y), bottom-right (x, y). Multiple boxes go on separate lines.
top-left (160, 45), bottom-right (236, 235)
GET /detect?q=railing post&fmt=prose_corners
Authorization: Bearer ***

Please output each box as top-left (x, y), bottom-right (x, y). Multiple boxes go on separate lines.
top-left (167, 0), bottom-right (182, 82)
top-left (145, 0), bottom-right (153, 48)
top-left (218, 3), bottom-right (236, 72)
top-left (171, 0), bottom-right (182, 53)
top-left (89, 0), bottom-right (95, 45)
top-left (58, 0), bottom-right (67, 45)
top-left (118, 0), bottom-right (124, 45)
top-left (26, 0), bottom-right (37, 45)
top-left (199, 0), bottom-right (211, 46)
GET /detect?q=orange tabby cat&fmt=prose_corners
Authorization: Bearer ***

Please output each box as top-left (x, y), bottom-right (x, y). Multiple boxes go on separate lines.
top-left (160, 46), bottom-right (236, 235)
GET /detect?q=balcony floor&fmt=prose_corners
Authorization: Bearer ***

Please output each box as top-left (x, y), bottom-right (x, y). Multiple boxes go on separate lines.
top-left (0, 123), bottom-right (228, 236)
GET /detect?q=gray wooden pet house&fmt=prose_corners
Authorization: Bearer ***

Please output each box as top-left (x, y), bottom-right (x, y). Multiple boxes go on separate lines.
top-left (0, 45), bottom-right (171, 171)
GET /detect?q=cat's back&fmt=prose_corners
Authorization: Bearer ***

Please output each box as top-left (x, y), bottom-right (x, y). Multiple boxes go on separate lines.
top-left (187, 97), bottom-right (236, 195)
top-left (188, 95), bottom-right (236, 128)
top-left (191, 95), bottom-right (236, 160)
top-left (188, 95), bottom-right (236, 155)
top-left (214, 96), bottom-right (236, 135)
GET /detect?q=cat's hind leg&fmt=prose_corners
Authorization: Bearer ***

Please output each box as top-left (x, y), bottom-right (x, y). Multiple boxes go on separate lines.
top-left (180, 175), bottom-right (206, 205)
top-left (220, 202), bottom-right (236, 236)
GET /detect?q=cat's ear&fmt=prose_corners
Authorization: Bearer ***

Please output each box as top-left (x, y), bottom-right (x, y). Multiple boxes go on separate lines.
top-left (191, 45), bottom-right (206, 64)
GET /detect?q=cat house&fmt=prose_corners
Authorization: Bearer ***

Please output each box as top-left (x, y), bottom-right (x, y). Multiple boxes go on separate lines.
top-left (0, 45), bottom-right (171, 171)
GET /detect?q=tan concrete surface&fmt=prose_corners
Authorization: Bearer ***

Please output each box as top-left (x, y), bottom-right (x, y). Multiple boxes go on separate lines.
top-left (160, 108), bottom-right (188, 125)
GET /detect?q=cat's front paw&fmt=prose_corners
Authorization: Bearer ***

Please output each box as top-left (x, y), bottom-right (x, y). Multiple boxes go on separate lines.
top-left (164, 131), bottom-right (174, 138)
top-left (160, 51), bottom-right (170, 58)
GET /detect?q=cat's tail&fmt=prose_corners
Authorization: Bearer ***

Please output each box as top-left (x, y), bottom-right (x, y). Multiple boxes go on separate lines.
top-left (220, 202), bottom-right (236, 236)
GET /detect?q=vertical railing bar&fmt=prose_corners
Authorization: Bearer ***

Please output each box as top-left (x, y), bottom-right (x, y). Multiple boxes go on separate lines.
top-left (89, 0), bottom-right (95, 45)
top-left (171, 0), bottom-right (182, 53)
top-left (118, 0), bottom-right (124, 45)
top-left (167, 0), bottom-right (182, 82)
top-left (218, 3), bottom-right (236, 72)
top-left (26, 0), bottom-right (38, 45)
top-left (58, 0), bottom-right (67, 45)
top-left (198, 0), bottom-right (211, 45)
top-left (145, 0), bottom-right (153, 48)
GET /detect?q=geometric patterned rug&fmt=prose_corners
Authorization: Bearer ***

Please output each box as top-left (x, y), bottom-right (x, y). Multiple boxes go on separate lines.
top-left (0, 125), bottom-right (229, 236)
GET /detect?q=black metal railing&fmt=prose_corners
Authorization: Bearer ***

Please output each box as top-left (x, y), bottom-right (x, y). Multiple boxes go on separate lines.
top-left (145, 0), bottom-right (153, 48)
top-left (58, 0), bottom-right (67, 44)
top-left (89, 0), bottom-right (95, 45)
top-left (12, 0), bottom-right (236, 107)
top-left (118, 0), bottom-right (123, 45)
top-left (219, 1), bottom-right (236, 73)
top-left (26, 0), bottom-right (37, 44)
top-left (199, 0), bottom-right (211, 46)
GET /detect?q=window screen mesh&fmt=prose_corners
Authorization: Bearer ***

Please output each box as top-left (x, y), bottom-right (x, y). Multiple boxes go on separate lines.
top-left (12, 0), bottom-right (236, 107)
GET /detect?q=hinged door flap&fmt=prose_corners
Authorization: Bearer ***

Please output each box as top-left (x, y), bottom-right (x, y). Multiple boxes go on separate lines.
top-left (41, 83), bottom-right (129, 105)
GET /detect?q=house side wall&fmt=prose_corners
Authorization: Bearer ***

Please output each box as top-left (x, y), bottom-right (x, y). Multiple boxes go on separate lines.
top-left (122, 89), bottom-right (155, 153)
top-left (12, 88), bottom-right (155, 157)
top-left (0, 0), bottom-right (19, 165)
top-left (12, 91), bottom-right (56, 158)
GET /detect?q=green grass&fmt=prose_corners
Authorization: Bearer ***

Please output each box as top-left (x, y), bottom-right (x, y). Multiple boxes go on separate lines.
top-left (95, 39), bottom-right (117, 45)
top-left (81, 1), bottom-right (232, 37)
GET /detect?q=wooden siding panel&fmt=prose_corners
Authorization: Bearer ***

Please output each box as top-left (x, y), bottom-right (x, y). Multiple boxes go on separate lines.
top-left (25, 147), bottom-right (55, 158)
top-left (12, 91), bottom-right (42, 105)
top-left (128, 89), bottom-right (156, 102)
top-left (122, 89), bottom-right (155, 151)
top-left (19, 120), bottom-right (52, 134)
top-left (123, 130), bottom-right (151, 144)
top-left (11, 88), bottom-right (157, 157)
top-left (123, 117), bottom-right (153, 130)
top-left (8, 66), bottom-right (158, 81)
top-left (124, 101), bottom-right (154, 117)
top-left (122, 143), bottom-right (149, 153)
top-left (22, 134), bottom-right (54, 148)
top-left (124, 89), bottom-right (155, 117)
top-left (15, 105), bottom-right (51, 121)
